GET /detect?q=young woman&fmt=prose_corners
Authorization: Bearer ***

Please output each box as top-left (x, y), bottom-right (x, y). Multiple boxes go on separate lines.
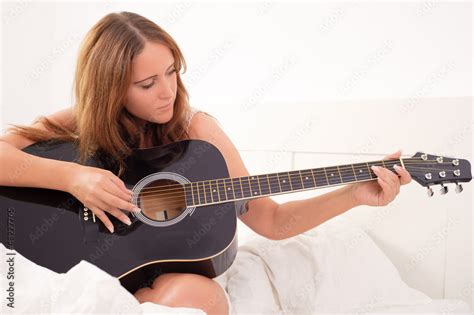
top-left (0, 11), bottom-right (412, 315)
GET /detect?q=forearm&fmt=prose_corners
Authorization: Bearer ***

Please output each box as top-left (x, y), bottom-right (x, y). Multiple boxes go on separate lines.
top-left (0, 141), bottom-right (77, 192)
top-left (271, 185), bottom-right (361, 240)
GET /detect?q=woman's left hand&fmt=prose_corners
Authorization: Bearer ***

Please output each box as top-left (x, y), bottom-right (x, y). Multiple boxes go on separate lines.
top-left (350, 150), bottom-right (412, 207)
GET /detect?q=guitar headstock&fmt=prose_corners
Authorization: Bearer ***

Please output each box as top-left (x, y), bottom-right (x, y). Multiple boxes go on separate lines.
top-left (404, 152), bottom-right (472, 197)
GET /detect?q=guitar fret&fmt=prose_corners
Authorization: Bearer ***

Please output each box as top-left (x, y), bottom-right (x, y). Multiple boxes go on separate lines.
top-left (266, 174), bottom-right (272, 194)
top-left (313, 168), bottom-right (329, 187)
top-left (351, 164), bottom-right (357, 181)
top-left (300, 170), bottom-right (315, 189)
top-left (249, 176), bottom-right (261, 196)
top-left (208, 181), bottom-right (213, 202)
top-left (336, 165), bottom-right (343, 183)
top-left (289, 171), bottom-right (303, 191)
top-left (257, 174), bottom-right (271, 195)
top-left (323, 168), bottom-right (330, 185)
top-left (197, 182), bottom-right (203, 204)
top-left (366, 162), bottom-right (374, 179)
top-left (367, 161), bottom-right (384, 179)
top-left (310, 169), bottom-right (317, 187)
top-left (210, 180), bottom-right (219, 202)
top-left (188, 159), bottom-right (405, 206)
top-left (223, 179), bottom-right (228, 200)
top-left (204, 181), bottom-right (209, 203)
top-left (256, 176), bottom-right (263, 195)
top-left (241, 176), bottom-right (251, 198)
top-left (230, 178), bottom-right (236, 198)
top-left (299, 170), bottom-right (305, 188)
top-left (185, 183), bottom-right (194, 206)
top-left (353, 163), bottom-right (371, 180)
top-left (326, 167), bottom-right (342, 185)
top-left (278, 172), bottom-right (292, 192)
top-left (276, 173), bottom-right (283, 192)
top-left (217, 179), bottom-right (226, 201)
top-left (339, 164), bottom-right (356, 183)
top-left (224, 178), bottom-right (235, 200)
top-left (239, 177), bottom-right (244, 198)
top-left (231, 178), bottom-right (242, 200)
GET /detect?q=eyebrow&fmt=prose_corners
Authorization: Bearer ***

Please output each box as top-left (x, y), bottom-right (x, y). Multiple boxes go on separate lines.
top-left (133, 62), bottom-right (175, 84)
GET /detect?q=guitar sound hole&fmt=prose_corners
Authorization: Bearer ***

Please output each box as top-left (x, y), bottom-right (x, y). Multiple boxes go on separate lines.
top-left (137, 179), bottom-right (187, 222)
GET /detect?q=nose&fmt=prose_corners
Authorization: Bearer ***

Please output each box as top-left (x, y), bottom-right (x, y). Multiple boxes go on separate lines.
top-left (158, 80), bottom-right (174, 100)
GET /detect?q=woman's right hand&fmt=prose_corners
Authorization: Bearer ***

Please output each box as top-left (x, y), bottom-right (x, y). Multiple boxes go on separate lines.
top-left (66, 164), bottom-right (140, 233)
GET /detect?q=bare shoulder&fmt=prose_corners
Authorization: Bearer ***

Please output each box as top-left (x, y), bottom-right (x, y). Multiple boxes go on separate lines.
top-left (187, 111), bottom-right (220, 140)
top-left (0, 107), bottom-right (75, 149)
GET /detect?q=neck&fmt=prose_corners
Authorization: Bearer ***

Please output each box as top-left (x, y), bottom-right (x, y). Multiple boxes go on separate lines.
top-left (184, 158), bottom-right (404, 207)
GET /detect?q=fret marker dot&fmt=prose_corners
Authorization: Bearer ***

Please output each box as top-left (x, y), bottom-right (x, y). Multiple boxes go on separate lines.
top-left (227, 188), bottom-right (231, 190)
top-left (254, 192), bottom-right (258, 195)
top-left (359, 170), bottom-right (363, 173)
top-left (305, 177), bottom-right (309, 180)
top-left (283, 180), bottom-right (286, 183)
top-left (213, 189), bottom-right (216, 192)
top-left (331, 173), bottom-right (334, 176)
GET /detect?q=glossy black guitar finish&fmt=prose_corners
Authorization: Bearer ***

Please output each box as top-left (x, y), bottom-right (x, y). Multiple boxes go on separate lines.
top-left (0, 140), bottom-right (238, 294)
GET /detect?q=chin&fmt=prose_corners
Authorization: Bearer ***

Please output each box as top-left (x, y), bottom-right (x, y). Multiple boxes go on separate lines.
top-left (152, 108), bottom-right (174, 124)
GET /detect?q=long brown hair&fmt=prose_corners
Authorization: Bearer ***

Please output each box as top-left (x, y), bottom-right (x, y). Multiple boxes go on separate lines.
top-left (7, 11), bottom-right (192, 177)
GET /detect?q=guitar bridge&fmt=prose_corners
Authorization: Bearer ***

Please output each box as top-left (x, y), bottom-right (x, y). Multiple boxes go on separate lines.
top-left (81, 206), bottom-right (99, 243)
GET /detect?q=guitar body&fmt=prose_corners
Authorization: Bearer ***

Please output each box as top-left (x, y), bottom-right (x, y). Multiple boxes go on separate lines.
top-left (0, 139), bottom-right (238, 294)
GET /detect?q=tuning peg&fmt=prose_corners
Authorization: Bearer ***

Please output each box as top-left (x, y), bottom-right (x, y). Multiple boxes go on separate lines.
top-left (455, 183), bottom-right (463, 194)
top-left (440, 184), bottom-right (448, 195)
top-left (427, 187), bottom-right (434, 197)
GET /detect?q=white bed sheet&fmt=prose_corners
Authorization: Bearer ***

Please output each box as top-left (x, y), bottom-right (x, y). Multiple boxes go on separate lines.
top-left (1, 216), bottom-right (471, 314)
top-left (213, 216), bottom-right (472, 314)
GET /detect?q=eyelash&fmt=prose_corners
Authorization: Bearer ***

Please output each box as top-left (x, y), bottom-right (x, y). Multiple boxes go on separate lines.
top-left (142, 69), bottom-right (177, 90)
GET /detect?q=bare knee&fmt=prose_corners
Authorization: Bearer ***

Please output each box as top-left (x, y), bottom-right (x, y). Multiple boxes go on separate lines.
top-left (134, 273), bottom-right (229, 315)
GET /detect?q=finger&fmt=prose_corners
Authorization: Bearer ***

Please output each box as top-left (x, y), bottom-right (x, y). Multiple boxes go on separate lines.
top-left (104, 180), bottom-right (133, 202)
top-left (101, 189), bottom-right (140, 213)
top-left (109, 175), bottom-right (133, 195)
top-left (394, 164), bottom-right (412, 185)
top-left (377, 166), bottom-right (399, 188)
top-left (372, 166), bottom-right (396, 200)
top-left (381, 167), bottom-right (401, 195)
top-left (384, 149), bottom-right (402, 161)
top-left (90, 207), bottom-right (114, 233)
top-left (377, 177), bottom-right (395, 203)
top-left (106, 207), bottom-right (132, 226)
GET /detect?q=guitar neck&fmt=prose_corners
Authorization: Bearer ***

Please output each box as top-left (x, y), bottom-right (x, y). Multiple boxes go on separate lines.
top-left (185, 158), bottom-right (405, 207)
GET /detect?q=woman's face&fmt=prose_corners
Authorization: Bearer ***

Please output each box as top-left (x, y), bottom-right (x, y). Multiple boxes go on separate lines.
top-left (125, 41), bottom-right (177, 125)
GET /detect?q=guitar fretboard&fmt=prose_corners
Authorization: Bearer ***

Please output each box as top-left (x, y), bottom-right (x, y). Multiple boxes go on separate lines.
top-left (183, 158), bottom-right (403, 207)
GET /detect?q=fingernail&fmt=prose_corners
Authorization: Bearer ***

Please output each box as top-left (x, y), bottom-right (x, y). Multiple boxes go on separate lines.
top-left (371, 166), bottom-right (379, 171)
top-left (108, 225), bottom-right (114, 233)
top-left (133, 206), bottom-right (141, 212)
top-left (124, 217), bottom-right (132, 226)
top-left (394, 164), bottom-right (401, 169)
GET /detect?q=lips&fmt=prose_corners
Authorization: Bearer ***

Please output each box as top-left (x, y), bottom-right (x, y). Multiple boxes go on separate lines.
top-left (158, 102), bottom-right (172, 110)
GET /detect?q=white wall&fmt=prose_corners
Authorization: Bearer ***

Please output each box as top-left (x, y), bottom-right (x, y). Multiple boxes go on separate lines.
top-left (1, 0), bottom-right (472, 308)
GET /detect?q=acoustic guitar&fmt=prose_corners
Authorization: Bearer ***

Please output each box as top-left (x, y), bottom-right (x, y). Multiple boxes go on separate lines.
top-left (0, 139), bottom-right (471, 293)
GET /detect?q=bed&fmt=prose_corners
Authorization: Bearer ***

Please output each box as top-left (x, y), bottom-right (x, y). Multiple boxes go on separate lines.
top-left (1, 216), bottom-right (471, 314)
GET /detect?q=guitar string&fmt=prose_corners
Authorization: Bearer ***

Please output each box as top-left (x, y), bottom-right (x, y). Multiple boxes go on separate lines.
top-left (135, 164), bottom-right (461, 199)
top-left (132, 158), bottom-right (452, 192)
top-left (134, 159), bottom-right (456, 195)
top-left (134, 161), bottom-right (461, 197)
top-left (132, 166), bottom-right (460, 204)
